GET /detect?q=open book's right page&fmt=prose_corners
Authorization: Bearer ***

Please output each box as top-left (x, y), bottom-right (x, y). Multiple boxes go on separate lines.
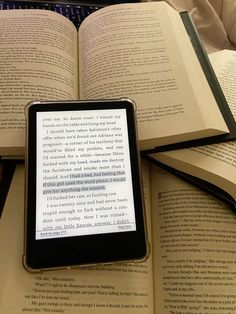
top-left (77, 2), bottom-right (229, 150)
top-left (149, 50), bottom-right (236, 201)
top-left (150, 165), bottom-right (236, 313)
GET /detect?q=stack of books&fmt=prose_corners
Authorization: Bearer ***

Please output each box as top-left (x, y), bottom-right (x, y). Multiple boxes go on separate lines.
top-left (1, 2), bottom-right (236, 313)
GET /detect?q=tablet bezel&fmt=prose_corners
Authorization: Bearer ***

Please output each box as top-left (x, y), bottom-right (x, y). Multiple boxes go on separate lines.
top-left (24, 99), bottom-right (148, 271)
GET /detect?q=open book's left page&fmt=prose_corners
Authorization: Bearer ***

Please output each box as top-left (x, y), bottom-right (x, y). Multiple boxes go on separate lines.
top-left (0, 163), bottom-right (154, 313)
top-left (0, 10), bottom-right (78, 156)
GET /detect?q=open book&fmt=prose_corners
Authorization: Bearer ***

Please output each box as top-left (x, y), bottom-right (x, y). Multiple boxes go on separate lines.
top-left (146, 50), bottom-right (236, 207)
top-left (0, 2), bottom-right (235, 156)
top-left (1, 162), bottom-right (236, 312)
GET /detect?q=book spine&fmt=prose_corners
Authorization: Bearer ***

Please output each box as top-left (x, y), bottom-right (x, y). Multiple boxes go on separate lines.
top-left (180, 11), bottom-right (236, 133)
top-left (0, 162), bottom-right (16, 217)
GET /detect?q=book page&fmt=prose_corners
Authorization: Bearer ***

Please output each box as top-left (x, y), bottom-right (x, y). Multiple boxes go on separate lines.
top-left (150, 166), bottom-right (236, 314)
top-left (150, 50), bottom-right (236, 201)
top-left (78, 2), bottom-right (228, 149)
top-left (0, 164), bottom-right (154, 314)
top-left (209, 50), bottom-right (236, 119)
top-left (0, 10), bottom-right (78, 156)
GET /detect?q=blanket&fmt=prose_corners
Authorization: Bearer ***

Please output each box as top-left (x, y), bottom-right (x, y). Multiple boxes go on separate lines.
top-left (148, 0), bottom-right (236, 53)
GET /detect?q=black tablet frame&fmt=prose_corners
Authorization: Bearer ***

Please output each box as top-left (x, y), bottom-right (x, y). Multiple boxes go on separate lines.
top-left (24, 99), bottom-right (148, 271)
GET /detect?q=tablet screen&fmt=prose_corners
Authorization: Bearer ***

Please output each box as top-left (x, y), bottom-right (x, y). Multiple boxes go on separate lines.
top-left (36, 108), bottom-right (136, 240)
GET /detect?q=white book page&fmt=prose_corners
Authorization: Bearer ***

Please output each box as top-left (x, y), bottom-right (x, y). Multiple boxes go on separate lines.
top-left (151, 50), bottom-right (236, 200)
top-left (151, 166), bottom-right (236, 313)
top-left (78, 2), bottom-right (228, 149)
top-left (0, 10), bottom-right (78, 155)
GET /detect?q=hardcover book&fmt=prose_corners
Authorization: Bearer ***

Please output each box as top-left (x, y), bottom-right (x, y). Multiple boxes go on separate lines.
top-left (0, 2), bottom-right (235, 156)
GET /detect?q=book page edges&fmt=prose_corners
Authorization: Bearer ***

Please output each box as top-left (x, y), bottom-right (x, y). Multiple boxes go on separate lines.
top-left (0, 130), bottom-right (25, 156)
top-left (139, 127), bottom-right (228, 151)
top-left (149, 152), bottom-right (236, 202)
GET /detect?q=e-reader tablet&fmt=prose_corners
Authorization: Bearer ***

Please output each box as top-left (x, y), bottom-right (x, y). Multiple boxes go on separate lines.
top-left (23, 99), bottom-right (148, 272)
